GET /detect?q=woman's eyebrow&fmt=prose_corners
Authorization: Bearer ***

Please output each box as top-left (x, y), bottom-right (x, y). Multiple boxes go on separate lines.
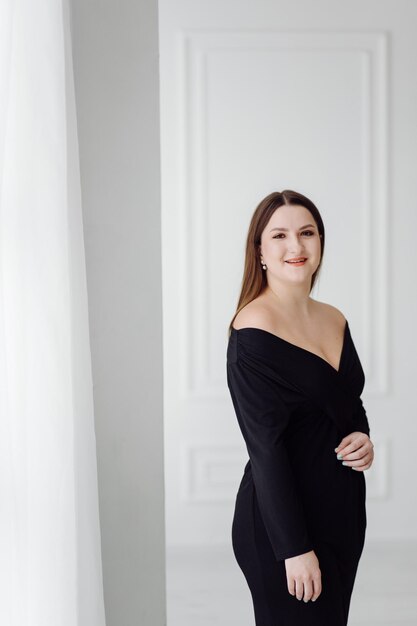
top-left (269, 223), bottom-right (316, 232)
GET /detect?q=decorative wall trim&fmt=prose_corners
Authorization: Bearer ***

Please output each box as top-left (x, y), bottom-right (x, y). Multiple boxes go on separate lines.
top-left (181, 442), bottom-right (247, 503)
top-left (177, 30), bottom-right (388, 400)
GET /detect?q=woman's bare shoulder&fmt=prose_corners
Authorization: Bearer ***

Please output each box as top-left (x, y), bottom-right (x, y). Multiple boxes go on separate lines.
top-left (312, 299), bottom-right (347, 327)
top-left (232, 300), bottom-right (276, 331)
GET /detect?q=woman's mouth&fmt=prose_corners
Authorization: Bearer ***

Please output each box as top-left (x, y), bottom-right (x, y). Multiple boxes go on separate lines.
top-left (285, 257), bottom-right (307, 266)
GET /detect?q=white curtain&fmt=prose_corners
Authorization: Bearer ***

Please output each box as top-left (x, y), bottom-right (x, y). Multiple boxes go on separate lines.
top-left (0, 1), bottom-right (106, 624)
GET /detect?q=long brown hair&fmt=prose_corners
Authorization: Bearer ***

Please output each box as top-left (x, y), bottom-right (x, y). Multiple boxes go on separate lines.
top-left (228, 190), bottom-right (326, 337)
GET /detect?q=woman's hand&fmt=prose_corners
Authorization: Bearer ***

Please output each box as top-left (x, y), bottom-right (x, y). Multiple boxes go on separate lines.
top-left (285, 550), bottom-right (322, 602)
top-left (335, 431), bottom-right (374, 471)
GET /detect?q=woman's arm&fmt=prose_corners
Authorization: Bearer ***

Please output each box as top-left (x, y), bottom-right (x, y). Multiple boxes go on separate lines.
top-left (227, 357), bottom-right (313, 561)
top-left (334, 394), bottom-right (374, 471)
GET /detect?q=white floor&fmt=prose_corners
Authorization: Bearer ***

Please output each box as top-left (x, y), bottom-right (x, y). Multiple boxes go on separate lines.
top-left (166, 540), bottom-right (417, 625)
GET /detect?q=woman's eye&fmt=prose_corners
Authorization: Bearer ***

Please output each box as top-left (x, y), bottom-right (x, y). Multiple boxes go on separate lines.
top-left (273, 230), bottom-right (315, 239)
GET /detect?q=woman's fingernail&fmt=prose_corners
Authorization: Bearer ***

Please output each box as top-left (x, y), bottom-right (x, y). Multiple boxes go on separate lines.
top-left (342, 461), bottom-right (347, 465)
top-left (337, 454), bottom-right (343, 460)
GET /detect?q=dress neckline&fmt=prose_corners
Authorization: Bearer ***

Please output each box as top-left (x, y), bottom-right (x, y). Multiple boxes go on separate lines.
top-left (231, 319), bottom-right (349, 375)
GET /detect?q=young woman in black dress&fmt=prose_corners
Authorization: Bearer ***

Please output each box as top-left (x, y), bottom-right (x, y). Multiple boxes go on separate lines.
top-left (226, 190), bottom-right (375, 625)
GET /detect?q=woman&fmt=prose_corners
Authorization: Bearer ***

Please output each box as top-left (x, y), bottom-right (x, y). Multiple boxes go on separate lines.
top-left (226, 189), bottom-right (374, 625)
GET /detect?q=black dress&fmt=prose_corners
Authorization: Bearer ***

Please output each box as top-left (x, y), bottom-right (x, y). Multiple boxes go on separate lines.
top-left (226, 319), bottom-right (370, 625)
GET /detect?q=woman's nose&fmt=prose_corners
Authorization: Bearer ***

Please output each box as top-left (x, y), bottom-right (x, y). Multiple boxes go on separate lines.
top-left (288, 236), bottom-right (305, 252)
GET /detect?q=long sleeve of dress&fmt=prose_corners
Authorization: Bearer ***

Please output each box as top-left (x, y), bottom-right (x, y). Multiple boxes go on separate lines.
top-left (227, 356), bottom-right (314, 562)
top-left (353, 396), bottom-right (371, 437)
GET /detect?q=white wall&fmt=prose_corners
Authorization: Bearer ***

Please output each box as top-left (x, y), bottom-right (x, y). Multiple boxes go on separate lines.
top-left (69, 2), bottom-right (166, 625)
top-left (159, 0), bottom-right (417, 551)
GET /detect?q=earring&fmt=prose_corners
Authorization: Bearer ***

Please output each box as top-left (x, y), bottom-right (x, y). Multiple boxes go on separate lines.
top-left (261, 259), bottom-right (267, 270)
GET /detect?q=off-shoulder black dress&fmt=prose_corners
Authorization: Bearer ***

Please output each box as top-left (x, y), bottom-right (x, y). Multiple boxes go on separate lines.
top-left (226, 319), bottom-right (370, 625)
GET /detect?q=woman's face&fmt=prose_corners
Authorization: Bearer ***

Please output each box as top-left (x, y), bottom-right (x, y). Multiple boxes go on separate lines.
top-left (259, 204), bottom-right (321, 284)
